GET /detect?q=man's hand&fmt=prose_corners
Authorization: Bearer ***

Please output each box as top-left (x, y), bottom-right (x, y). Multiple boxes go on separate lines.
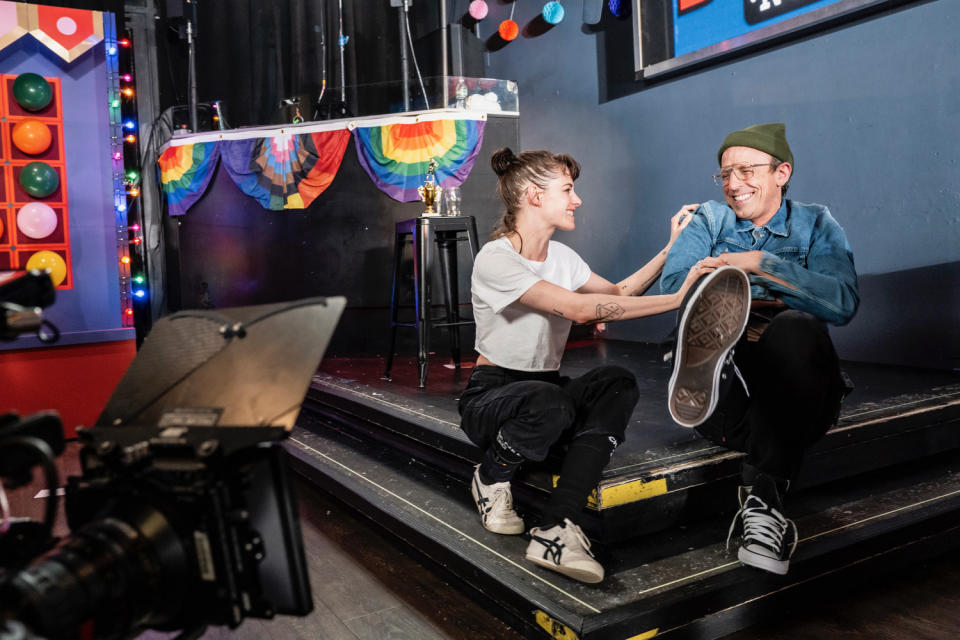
top-left (718, 250), bottom-right (763, 274)
top-left (720, 250), bottom-right (795, 291)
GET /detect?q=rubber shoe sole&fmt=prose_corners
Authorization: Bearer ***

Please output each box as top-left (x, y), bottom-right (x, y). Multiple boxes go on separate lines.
top-left (668, 266), bottom-right (750, 428)
top-left (525, 551), bottom-right (605, 584)
top-left (739, 544), bottom-right (790, 575)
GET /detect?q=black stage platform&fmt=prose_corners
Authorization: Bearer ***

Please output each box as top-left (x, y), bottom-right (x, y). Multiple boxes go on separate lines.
top-left (288, 339), bottom-right (960, 639)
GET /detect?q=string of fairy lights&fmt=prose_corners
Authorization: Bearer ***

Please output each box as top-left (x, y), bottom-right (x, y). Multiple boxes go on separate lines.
top-left (106, 23), bottom-right (145, 329)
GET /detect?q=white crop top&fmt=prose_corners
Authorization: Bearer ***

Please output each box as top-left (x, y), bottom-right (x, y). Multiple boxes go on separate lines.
top-left (471, 237), bottom-right (591, 371)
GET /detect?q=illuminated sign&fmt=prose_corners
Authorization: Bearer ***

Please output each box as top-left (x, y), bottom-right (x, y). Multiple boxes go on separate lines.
top-left (634, 0), bottom-right (920, 78)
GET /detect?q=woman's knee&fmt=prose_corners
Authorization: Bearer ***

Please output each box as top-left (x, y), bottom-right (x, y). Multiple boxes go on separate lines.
top-left (520, 382), bottom-right (575, 426)
top-left (588, 365), bottom-right (640, 401)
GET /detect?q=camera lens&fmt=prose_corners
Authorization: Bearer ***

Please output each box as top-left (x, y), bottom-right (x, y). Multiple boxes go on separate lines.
top-left (0, 504), bottom-right (187, 640)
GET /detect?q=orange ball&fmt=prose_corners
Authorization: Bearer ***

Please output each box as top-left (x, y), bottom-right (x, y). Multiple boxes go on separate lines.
top-left (12, 119), bottom-right (52, 155)
top-left (499, 19), bottom-right (518, 41)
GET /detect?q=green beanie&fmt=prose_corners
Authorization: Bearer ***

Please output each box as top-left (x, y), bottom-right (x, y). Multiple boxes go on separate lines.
top-left (717, 123), bottom-right (794, 169)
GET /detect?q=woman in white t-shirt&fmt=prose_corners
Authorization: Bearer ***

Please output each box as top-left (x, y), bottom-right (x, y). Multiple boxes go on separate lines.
top-left (461, 147), bottom-right (705, 584)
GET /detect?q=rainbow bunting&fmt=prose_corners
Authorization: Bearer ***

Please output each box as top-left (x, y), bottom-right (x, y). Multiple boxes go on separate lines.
top-left (295, 130), bottom-right (352, 208)
top-left (352, 118), bottom-right (486, 202)
top-left (157, 141), bottom-right (220, 217)
top-left (220, 130), bottom-right (350, 210)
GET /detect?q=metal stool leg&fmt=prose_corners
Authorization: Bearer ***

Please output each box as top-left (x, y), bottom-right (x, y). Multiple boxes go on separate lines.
top-left (415, 219), bottom-right (434, 389)
top-left (465, 216), bottom-right (480, 258)
top-left (437, 231), bottom-right (461, 368)
top-left (384, 228), bottom-right (406, 379)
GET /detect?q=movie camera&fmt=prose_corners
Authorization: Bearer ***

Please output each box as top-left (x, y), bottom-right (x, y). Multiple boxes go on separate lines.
top-left (0, 271), bottom-right (345, 640)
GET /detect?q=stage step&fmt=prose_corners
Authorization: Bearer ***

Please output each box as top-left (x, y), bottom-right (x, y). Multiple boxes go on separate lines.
top-left (304, 350), bottom-right (960, 543)
top-left (286, 412), bottom-right (960, 640)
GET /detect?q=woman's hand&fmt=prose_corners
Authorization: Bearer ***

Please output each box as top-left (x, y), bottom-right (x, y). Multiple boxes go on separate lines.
top-left (668, 204), bottom-right (699, 245)
top-left (674, 260), bottom-right (715, 305)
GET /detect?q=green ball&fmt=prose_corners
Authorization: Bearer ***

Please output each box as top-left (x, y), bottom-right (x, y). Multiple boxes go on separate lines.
top-left (20, 162), bottom-right (59, 198)
top-left (13, 73), bottom-right (52, 111)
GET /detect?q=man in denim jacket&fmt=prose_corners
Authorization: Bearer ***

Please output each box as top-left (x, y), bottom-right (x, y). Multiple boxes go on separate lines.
top-left (660, 123), bottom-right (858, 575)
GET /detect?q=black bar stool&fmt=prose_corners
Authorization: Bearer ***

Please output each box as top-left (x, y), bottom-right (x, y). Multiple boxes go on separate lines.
top-left (385, 215), bottom-right (480, 388)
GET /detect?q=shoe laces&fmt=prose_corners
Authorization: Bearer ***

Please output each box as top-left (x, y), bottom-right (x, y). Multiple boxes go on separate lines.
top-left (560, 518), bottom-right (596, 558)
top-left (726, 352), bottom-right (750, 397)
top-left (726, 495), bottom-right (798, 559)
top-left (489, 485), bottom-right (514, 513)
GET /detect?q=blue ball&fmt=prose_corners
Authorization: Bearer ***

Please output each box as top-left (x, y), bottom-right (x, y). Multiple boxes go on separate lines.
top-left (542, 1), bottom-right (564, 25)
top-left (608, 0), bottom-right (627, 17)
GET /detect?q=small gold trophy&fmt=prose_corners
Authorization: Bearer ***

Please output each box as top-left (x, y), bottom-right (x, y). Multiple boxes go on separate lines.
top-left (417, 158), bottom-right (440, 215)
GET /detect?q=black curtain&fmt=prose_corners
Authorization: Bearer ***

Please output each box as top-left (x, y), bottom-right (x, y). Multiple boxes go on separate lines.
top-left (156, 0), bottom-right (438, 128)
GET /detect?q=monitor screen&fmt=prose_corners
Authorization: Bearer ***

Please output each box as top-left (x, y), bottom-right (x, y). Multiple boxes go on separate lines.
top-left (635, 0), bottom-right (918, 79)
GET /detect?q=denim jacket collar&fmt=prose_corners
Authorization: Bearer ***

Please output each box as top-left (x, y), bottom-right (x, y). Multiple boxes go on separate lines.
top-left (733, 199), bottom-right (789, 237)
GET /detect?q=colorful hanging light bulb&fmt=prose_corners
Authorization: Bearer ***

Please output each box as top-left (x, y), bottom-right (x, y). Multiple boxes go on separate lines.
top-left (542, 1), bottom-right (564, 24)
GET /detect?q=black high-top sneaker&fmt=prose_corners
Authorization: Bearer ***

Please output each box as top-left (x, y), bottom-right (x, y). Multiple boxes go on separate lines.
top-left (727, 474), bottom-right (797, 575)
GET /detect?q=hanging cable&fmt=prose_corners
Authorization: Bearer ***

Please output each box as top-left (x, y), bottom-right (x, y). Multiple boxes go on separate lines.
top-left (337, 0), bottom-right (347, 110)
top-left (403, 1), bottom-right (430, 110)
top-left (315, 0), bottom-right (327, 118)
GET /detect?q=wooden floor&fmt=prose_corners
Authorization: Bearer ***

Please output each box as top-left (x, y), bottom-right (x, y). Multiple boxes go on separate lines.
top-left (9, 443), bottom-right (960, 639)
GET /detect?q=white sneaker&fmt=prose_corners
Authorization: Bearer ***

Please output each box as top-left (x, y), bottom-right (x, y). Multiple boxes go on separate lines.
top-left (525, 518), bottom-right (604, 584)
top-left (726, 488), bottom-right (798, 575)
top-left (470, 465), bottom-right (524, 535)
top-left (668, 266), bottom-right (750, 428)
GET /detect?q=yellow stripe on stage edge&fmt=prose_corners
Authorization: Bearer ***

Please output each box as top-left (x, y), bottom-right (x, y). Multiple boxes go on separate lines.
top-left (626, 630), bottom-right (659, 640)
top-left (534, 610), bottom-right (579, 640)
top-left (552, 476), bottom-right (669, 509)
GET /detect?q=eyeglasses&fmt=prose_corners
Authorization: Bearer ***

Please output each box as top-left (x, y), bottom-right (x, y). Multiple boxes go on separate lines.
top-left (712, 163), bottom-right (775, 187)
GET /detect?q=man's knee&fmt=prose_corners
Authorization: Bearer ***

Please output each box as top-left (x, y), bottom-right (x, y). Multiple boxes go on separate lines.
top-left (761, 310), bottom-right (834, 363)
top-left (765, 310), bottom-right (827, 342)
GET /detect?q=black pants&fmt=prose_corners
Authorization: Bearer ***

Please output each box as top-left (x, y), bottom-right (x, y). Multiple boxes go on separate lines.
top-left (459, 364), bottom-right (639, 524)
top-left (694, 310), bottom-right (847, 483)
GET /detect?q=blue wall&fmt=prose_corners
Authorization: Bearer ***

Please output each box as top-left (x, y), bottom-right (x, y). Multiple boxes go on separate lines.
top-left (0, 32), bottom-right (133, 349)
top-left (478, 0), bottom-right (959, 369)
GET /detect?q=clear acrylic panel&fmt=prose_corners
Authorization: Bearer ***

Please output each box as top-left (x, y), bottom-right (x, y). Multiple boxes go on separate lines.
top-left (298, 76), bottom-right (518, 122)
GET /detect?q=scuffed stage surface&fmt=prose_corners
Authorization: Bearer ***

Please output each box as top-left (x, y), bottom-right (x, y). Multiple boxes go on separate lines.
top-left (306, 339), bottom-right (960, 540)
top-left (290, 340), bottom-right (960, 638)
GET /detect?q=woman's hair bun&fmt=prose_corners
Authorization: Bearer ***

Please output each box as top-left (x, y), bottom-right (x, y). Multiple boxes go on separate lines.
top-left (490, 147), bottom-right (517, 176)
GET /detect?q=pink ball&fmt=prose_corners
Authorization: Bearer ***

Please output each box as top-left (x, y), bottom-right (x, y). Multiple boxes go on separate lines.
top-left (17, 202), bottom-right (58, 239)
top-left (468, 1), bottom-right (488, 20)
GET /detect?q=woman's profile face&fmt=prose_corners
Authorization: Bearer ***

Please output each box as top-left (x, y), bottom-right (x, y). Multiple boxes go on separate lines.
top-left (536, 169), bottom-right (582, 231)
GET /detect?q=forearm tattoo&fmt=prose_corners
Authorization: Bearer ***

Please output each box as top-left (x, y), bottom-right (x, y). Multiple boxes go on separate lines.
top-left (636, 274), bottom-right (657, 293)
top-left (593, 302), bottom-right (624, 322)
top-left (552, 309), bottom-right (565, 317)
top-left (622, 274), bottom-right (658, 296)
